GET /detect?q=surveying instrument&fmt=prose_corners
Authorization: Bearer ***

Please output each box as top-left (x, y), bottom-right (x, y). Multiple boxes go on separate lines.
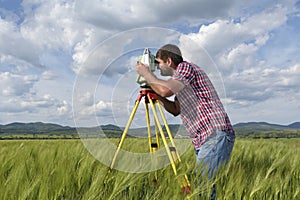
top-left (104, 48), bottom-right (191, 194)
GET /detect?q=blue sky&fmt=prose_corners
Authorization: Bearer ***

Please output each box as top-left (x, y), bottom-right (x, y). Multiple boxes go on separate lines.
top-left (0, 0), bottom-right (300, 127)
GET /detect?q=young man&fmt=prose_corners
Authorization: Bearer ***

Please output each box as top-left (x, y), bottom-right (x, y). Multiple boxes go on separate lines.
top-left (136, 44), bottom-right (235, 199)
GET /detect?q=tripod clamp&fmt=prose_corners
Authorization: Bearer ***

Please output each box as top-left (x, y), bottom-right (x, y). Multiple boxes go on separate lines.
top-left (136, 86), bottom-right (158, 104)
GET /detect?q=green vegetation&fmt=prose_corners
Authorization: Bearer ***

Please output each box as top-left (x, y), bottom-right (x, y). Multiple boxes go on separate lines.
top-left (0, 138), bottom-right (299, 199)
top-left (236, 129), bottom-right (300, 139)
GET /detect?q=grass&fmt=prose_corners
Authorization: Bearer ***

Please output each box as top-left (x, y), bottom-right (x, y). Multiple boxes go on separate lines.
top-left (0, 138), bottom-right (299, 199)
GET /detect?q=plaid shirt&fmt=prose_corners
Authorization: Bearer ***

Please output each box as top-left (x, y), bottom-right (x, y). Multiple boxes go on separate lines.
top-left (172, 61), bottom-right (235, 149)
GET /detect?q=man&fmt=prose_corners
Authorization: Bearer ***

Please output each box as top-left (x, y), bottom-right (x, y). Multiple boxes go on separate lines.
top-left (136, 44), bottom-right (235, 199)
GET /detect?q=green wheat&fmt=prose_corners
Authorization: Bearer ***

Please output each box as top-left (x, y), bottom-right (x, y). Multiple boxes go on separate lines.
top-left (0, 138), bottom-right (299, 199)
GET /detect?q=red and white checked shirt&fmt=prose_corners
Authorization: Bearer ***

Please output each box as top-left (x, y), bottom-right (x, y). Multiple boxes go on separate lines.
top-left (172, 61), bottom-right (235, 149)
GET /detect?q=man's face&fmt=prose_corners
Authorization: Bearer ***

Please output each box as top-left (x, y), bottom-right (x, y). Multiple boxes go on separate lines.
top-left (156, 58), bottom-right (174, 76)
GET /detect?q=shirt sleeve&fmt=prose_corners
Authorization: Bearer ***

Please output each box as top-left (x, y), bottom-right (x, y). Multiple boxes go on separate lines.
top-left (172, 62), bottom-right (194, 86)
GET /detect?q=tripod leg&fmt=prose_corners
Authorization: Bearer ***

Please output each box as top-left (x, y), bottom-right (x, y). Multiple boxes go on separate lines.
top-left (157, 102), bottom-right (181, 162)
top-left (148, 97), bottom-right (178, 176)
top-left (108, 99), bottom-right (141, 171)
top-left (145, 103), bottom-right (159, 184)
top-left (145, 103), bottom-right (153, 152)
top-left (153, 105), bottom-right (160, 149)
top-left (157, 101), bottom-right (191, 191)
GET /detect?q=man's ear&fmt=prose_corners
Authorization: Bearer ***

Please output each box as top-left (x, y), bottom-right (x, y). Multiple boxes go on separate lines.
top-left (166, 57), bottom-right (172, 66)
top-left (167, 57), bottom-right (176, 68)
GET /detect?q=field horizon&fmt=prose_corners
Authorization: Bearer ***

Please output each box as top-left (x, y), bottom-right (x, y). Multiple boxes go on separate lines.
top-left (1, 121), bottom-right (300, 140)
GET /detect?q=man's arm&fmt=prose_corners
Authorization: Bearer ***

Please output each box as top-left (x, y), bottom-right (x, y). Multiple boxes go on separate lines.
top-left (136, 63), bottom-right (185, 97)
top-left (144, 73), bottom-right (176, 97)
top-left (157, 95), bottom-right (180, 116)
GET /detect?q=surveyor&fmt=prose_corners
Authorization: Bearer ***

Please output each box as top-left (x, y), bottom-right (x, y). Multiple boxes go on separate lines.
top-left (136, 44), bottom-right (235, 199)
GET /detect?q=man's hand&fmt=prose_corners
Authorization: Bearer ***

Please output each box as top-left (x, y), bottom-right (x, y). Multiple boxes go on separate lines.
top-left (136, 61), bottom-right (150, 77)
top-left (136, 61), bottom-right (185, 98)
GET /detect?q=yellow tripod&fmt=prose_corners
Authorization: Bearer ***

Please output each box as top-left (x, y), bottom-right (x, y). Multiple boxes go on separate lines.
top-left (105, 86), bottom-right (190, 193)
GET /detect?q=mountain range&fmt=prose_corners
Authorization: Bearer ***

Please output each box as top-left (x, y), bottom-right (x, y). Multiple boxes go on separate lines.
top-left (0, 121), bottom-right (299, 139)
top-left (233, 121), bottom-right (300, 132)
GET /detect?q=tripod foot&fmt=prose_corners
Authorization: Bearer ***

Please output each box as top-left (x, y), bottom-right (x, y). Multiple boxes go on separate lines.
top-left (152, 178), bottom-right (158, 185)
top-left (103, 168), bottom-right (114, 186)
top-left (181, 185), bottom-right (191, 194)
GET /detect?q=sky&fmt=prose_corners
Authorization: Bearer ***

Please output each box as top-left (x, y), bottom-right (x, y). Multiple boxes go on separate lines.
top-left (0, 0), bottom-right (300, 128)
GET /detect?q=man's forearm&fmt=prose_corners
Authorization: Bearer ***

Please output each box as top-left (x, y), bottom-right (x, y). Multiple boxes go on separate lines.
top-left (136, 62), bottom-right (184, 97)
top-left (157, 95), bottom-right (180, 116)
top-left (143, 73), bottom-right (174, 97)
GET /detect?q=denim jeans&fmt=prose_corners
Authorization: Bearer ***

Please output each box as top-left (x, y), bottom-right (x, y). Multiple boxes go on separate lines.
top-left (195, 130), bottom-right (235, 199)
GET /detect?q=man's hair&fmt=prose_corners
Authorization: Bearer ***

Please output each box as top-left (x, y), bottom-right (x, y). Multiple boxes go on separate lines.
top-left (156, 44), bottom-right (183, 66)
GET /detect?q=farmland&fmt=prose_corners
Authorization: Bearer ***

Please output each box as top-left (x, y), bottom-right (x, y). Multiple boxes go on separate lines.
top-left (1, 138), bottom-right (299, 199)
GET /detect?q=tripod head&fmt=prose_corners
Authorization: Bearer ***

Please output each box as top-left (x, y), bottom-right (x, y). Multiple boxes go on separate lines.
top-left (136, 48), bottom-right (159, 87)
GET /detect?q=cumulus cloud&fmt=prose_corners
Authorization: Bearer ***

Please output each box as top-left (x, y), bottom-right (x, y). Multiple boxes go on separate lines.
top-left (0, 72), bottom-right (38, 96)
top-left (0, 93), bottom-right (71, 125)
top-left (179, 4), bottom-right (298, 108)
top-left (21, 1), bottom-right (79, 50)
top-left (57, 100), bottom-right (70, 115)
top-left (79, 100), bottom-right (112, 117)
top-left (224, 63), bottom-right (300, 107)
top-left (1, 0), bottom-right (98, 71)
top-left (70, 0), bottom-right (239, 77)
top-left (78, 92), bottom-right (94, 106)
top-left (0, 18), bottom-right (43, 68)
top-left (0, 94), bottom-right (50, 112)
top-left (41, 70), bottom-right (58, 80)
top-left (0, 6), bottom-right (21, 23)
top-left (75, 0), bottom-right (236, 30)
top-left (184, 5), bottom-right (288, 64)
top-left (1, 0), bottom-right (299, 125)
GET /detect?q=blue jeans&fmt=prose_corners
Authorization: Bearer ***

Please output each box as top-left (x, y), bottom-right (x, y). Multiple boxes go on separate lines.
top-left (195, 130), bottom-right (235, 199)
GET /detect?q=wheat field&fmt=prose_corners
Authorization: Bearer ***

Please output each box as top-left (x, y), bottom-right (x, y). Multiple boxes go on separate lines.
top-left (0, 138), bottom-right (299, 199)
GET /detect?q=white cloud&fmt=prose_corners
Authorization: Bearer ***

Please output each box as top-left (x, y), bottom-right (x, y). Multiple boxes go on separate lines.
top-left (179, 4), bottom-right (297, 109)
top-left (70, 0), bottom-right (243, 77)
top-left (71, 28), bottom-right (123, 75)
top-left (0, 18), bottom-right (43, 68)
top-left (0, 7), bottom-right (21, 23)
top-left (224, 63), bottom-right (300, 107)
top-left (0, 94), bottom-right (51, 113)
top-left (74, 0), bottom-right (236, 30)
top-left (1, 0), bottom-right (300, 126)
top-left (21, 0), bottom-right (78, 50)
top-left (278, 64), bottom-right (300, 87)
top-left (78, 92), bottom-right (94, 106)
top-left (57, 100), bottom-right (70, 115)
top-left (41, 70), bottom-right (57, 80)
top-left (184, 5), bottom-right (288, 60)
top-left (0, 72), bottom-right (38, 96)
top-left (79, 100), bottom-right (112, 117)
top-left (0, 93), bottom-right (72, 124)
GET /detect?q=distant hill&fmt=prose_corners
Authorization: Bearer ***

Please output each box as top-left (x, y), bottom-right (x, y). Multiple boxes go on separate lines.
top-left (288, 122), bottom-right (300, 129)
top-left (100, 124), bottom-right (123, 131)
top-left (0, 122), bottom-right (77, 139)
top-left (0, 122), bottom-right (71, 132)
top-left (233, 121), bottom-right (300, 131)
top-left (233, 122), bottom-right (291, 132)
top-left (0, 121), bottom-right (299, 139)
top-left (233, 122), bottom-right (300, 138)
